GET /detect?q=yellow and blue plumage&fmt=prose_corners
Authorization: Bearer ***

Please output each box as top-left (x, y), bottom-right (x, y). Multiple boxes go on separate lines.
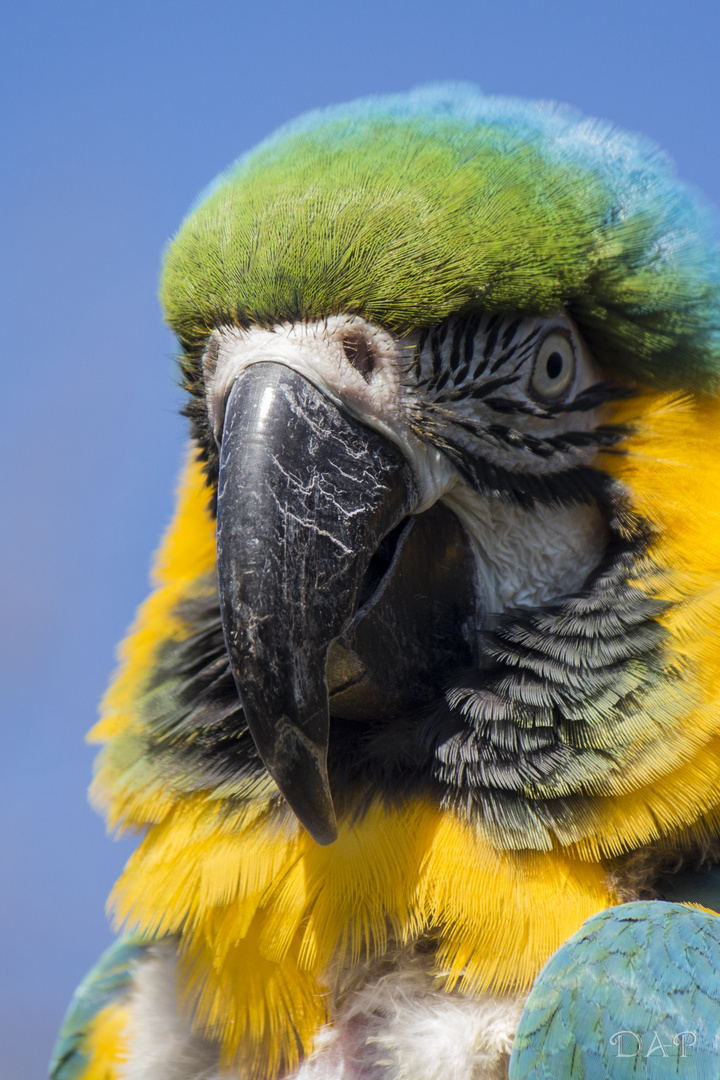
top-left (51, 84), bottom-right (720, 1078)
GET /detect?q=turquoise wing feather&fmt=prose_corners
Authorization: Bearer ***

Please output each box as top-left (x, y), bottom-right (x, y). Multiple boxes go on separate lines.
top-left (49, 935), bottom-right (149, 1080)
top-left (509, 901), bottom-right (720, 1079)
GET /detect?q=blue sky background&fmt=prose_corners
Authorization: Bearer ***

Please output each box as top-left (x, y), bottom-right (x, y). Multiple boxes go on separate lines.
top-left (2, 1), bottom-right (720, 1075)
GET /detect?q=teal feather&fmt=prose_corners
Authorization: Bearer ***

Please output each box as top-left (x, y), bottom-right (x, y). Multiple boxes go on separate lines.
top-left (509, 901), bottom-right (720, 1079)
top-left (49, 935), bottom-right (149, 1080)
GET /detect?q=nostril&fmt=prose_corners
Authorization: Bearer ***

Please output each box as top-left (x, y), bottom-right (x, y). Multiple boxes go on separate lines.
top-left (342, 334), bottom-right (376, 381)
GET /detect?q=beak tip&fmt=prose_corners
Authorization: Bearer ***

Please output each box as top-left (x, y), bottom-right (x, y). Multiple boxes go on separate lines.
top-left (271, 760), bottom-right (339, 845)
top-left (305, 815), bottom-right (339, 846)
top-left (259, 724), bottom-right (339, 845)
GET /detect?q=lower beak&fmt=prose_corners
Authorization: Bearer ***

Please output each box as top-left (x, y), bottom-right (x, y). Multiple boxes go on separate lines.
top-left (216, 363), bottom-right (418, 844)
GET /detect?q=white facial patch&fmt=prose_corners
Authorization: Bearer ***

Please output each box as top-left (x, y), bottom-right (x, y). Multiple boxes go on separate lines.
top-left (446, 487), bottom-right (609, 614)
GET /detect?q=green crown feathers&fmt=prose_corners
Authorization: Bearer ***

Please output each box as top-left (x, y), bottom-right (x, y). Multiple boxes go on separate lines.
top-left (161, 84), bottom-right (720, 391)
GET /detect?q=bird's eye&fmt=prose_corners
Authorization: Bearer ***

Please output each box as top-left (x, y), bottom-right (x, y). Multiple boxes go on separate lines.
top-left (531, 332), bottom-right (577, 400)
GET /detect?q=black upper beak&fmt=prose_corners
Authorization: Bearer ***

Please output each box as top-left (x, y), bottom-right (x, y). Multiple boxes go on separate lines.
top-left (216, 363), bottom-right (418, 844)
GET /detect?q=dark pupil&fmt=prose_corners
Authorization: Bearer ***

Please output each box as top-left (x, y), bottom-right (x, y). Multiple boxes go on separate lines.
top-left (546, 351), bottom-right (564, 380)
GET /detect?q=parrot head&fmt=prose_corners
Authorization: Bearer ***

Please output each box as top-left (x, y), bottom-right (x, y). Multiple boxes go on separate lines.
top-left (129, 84), bottom-right (720, 851)
top-left (84, 84), bottom-right (720, 1076)
top-left (199, 308), bottom-right (616, 846)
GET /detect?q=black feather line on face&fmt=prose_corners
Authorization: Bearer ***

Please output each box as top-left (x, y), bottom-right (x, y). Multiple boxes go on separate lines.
top-left (431, 433), bottom-right (621, 511)
top-left (428, 380), bottom-right (633, 416)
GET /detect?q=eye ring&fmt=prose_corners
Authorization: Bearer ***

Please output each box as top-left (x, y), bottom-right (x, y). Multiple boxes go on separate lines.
top-left (530, 331), bottom-right (577, 401)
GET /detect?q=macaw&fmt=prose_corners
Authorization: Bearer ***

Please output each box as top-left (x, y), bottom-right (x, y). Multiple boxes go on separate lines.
top-left (50, 84), bottom-right (720, 1080)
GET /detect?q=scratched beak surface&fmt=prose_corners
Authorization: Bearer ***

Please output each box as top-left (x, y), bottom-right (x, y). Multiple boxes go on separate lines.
top-left (216, 362), bottom-right (418, 844)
